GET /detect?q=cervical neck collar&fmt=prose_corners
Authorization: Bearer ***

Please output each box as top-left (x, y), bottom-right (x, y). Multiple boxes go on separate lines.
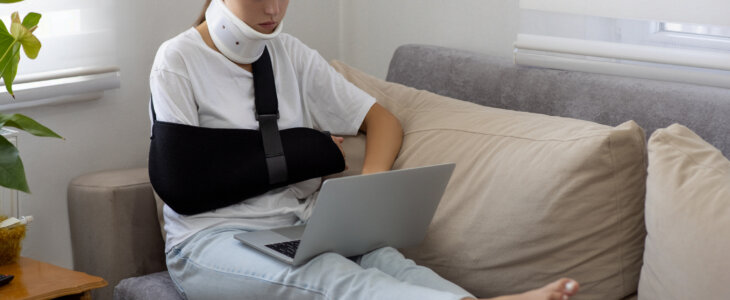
top-left (205, 0), bottom-right (283, 64)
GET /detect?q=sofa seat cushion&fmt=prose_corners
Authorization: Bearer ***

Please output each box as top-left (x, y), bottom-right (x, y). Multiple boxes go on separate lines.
top-left (638, 124), bottom-right (730, 299)
top-left (114, 271), bottom-right (183, 300)
top-left (331, 61), bottom-right (648, 299)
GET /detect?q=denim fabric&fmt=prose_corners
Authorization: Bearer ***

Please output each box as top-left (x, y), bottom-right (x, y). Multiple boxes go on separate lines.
top-left (166, 226), bottom-right (473, 300)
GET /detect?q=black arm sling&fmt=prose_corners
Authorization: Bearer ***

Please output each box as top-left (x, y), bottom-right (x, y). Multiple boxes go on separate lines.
top-left (148, 47), bottom-right (346, 215)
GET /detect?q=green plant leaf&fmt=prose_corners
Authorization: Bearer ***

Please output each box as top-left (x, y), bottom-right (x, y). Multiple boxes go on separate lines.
top-left (0, 42), bottom-right (20, 95)
top-left (0, 0), bottom-right (24, 3)
top-left (0, 21), bottom-right (14, 54)
top-left (19, 31), bottom-right (39, 59)
top-left (21, 12), bottom-right (40, 29)
top-left (0, 11), bottom-right (44, 96)
top-left (10, 15), bottom-right (24, 38)
top-left (0, 135), bottom-right (29, 193)
top-left (0, 113), bottom-right (63, 139)
top-left (10, 11), bottom-right (20, 33)
top-left (8, 13), bottom-right (40, 60)
top-left (0, 18), bottom-right (17, 74)
top-left (1, 51), bottom-right (18, 95)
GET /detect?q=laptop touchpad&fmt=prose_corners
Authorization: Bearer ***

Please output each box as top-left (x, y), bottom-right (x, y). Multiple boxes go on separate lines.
top-left (272, 225), bottom-right (306, 240)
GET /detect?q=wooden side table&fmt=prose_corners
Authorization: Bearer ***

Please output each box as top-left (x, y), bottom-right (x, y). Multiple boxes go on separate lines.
top-left (0, 257), bottom-right (107, 300)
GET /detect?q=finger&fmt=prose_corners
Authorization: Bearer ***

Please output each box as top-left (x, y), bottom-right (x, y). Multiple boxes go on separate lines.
top-left (331, 136), bottom-right (344, 144)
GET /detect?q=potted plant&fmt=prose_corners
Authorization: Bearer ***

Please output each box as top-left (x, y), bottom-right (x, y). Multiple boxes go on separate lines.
top-left (0, 0), bottom-right (62, 194)
top-left (0, 0), bottom-right (62, 265)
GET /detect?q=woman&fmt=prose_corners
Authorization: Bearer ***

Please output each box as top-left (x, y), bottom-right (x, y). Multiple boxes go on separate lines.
top-left (150, 0), bottom-right (580, 299)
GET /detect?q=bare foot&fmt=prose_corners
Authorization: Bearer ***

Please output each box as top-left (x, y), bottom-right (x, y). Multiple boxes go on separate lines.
top-left (465, 278), bottom-right (580, 300)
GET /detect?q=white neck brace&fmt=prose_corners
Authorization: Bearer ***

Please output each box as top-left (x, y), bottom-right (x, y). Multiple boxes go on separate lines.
top-left (206, 0), bottom-right (283, 64)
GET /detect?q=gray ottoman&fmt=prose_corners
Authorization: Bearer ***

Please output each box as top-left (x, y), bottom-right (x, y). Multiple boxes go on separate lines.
top-left (114, 271), bottom-right (183, 300)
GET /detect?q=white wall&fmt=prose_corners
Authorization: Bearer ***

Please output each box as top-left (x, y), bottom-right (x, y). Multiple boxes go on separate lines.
top-left (14, 0), bottom-right (519, 270)
top-left (341, 0), bottom-right (520, 78)
top-left (285, 0), bottom-right (342, 60)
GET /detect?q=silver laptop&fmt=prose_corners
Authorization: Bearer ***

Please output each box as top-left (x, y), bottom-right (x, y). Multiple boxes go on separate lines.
top-left (234, 163), bottom-right (455, 266)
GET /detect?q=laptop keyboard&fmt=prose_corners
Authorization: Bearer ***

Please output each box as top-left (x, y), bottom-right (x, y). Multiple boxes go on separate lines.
top-left (265, 240), bottom-right (300, 258)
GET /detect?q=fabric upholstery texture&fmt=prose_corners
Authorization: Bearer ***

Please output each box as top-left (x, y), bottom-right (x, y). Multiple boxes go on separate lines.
top-left (386, 44), bottom-right (730, 157)
top-left (114, 271), bottom-right (182, 300)
top-left (638, 124), bottom-right (730, 299)
top-left (68, 168), bottom-right (167, 300)
top-left (332, 60), bottom-right (648, 299)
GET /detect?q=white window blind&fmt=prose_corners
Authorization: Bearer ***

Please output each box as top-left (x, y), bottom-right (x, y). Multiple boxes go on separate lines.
top-left (0, 0), bottom-right (119, 110)
top-left (515, 1), bottom-right (730, 89)
top-left (520, 0), bottom-right (730, 27)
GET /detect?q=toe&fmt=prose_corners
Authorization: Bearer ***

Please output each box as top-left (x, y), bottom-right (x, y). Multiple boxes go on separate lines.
top-left (544, 278), bottom-right (579, 296)
top-left (547, 291), bottom-right (564, 300)
top-left (563, 279), bottom-right (579, 296)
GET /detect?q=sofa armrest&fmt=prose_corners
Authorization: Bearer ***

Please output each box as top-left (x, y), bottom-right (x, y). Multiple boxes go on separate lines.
top-left (68, 167), bottom-right (166, 300)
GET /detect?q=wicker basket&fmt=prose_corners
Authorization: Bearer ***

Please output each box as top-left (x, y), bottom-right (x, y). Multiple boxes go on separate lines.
top-left (0, 216), bottom-right (26, 265)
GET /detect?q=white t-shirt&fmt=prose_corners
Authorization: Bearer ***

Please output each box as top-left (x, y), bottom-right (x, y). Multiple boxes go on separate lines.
top-left (150, 28), bottom-right (376, 252)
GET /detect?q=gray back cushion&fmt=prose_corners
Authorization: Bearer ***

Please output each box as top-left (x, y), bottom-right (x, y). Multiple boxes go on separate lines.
top-left (386, 44), bottom-right (730, 156)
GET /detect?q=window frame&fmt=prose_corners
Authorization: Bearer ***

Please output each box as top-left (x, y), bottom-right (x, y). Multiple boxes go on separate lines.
top-left (616, 20), bottom-right (730, 52)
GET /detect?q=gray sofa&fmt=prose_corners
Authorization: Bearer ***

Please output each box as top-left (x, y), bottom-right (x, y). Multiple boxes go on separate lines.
top-left (68, 44), bottom-right (730, 300)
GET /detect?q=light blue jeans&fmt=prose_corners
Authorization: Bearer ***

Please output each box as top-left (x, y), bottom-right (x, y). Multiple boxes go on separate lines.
top-left (166, 226), bottom-right (474, 300)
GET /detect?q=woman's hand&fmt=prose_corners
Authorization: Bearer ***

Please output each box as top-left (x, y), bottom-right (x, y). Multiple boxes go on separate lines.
top-left (331, 135), bottom-right (348, 170)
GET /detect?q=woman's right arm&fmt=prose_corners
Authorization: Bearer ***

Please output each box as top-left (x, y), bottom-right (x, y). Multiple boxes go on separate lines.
top-left (150, 70), bottom-right (199, 126)
top-left (149, 44), bottom-right (199, 126)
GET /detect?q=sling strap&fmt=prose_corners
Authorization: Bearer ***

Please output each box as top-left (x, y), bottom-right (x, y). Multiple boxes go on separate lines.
top-left (252, 47), bottom-right (288, 184)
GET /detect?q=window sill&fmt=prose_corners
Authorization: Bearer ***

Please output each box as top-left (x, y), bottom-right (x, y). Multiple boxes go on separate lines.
top-left (0, 67), bottom-right (120, 112)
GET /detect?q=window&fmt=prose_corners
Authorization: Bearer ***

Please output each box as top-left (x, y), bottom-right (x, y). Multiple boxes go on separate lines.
top-left (662, 23), bottom-right (730, 39)
top-left (648, 22), bottom-right (730, 52)
top-left (515, 1), bottom-right (730, 89)
top-left (0, 0), bottom-right (119, 110)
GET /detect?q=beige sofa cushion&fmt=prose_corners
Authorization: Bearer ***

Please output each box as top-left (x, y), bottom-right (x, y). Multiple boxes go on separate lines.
top-left (638, 124), bottom-right (730, 299)
top-left (331, 61), bottom-right (648, 299)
